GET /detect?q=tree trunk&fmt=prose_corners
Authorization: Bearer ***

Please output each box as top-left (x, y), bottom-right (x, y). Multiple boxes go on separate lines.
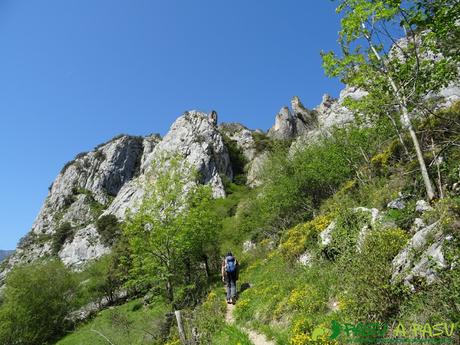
top-left (402, 108), bottom-right (436, 200)
top-left (203, 255), bottom-right (210, 279)
top-left (175, 310), bottom-right (187, 345)
top-left (363, 25), bottom-right (436, 200)
top-left (385, 112), bottom-right (410, 157)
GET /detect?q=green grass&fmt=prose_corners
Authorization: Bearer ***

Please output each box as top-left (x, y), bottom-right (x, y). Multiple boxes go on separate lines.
top-left (56, 299), bottom-right (169, 345)
top-left (211, 324), bottom-right (253, 345)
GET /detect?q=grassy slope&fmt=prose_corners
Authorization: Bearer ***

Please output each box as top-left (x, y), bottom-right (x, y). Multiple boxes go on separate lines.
top-left (56, 299), bottom-right (169, 345)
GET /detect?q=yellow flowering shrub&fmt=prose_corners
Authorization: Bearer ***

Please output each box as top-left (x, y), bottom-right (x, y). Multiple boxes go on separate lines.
top-left (280, 215), bottom-right (331, 261)
top-left (288, 284), bottom-right (322, 313)
top-left (290, 318), bottom-right (338, 345)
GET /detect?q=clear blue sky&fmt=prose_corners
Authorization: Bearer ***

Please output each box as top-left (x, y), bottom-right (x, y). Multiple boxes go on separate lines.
top-left (0, 0), bottom-right (343, 250)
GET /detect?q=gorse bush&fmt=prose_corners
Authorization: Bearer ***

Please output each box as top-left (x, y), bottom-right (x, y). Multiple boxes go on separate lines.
top-left (280, 215), bottom-right (331, 262)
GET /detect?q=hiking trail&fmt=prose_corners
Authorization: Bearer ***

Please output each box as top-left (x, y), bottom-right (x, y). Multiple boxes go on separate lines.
top-left (225, 303), bottom-right (276, 345)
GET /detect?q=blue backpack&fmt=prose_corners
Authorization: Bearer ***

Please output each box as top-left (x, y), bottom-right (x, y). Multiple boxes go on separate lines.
top-left (225, 256), bottom-right (236, 273)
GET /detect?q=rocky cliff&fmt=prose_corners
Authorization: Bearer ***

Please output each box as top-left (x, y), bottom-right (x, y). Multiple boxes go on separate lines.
top-left (0, 111), bottom-right (233, 282)
top-left (1, 73), bottom-right (458, 283)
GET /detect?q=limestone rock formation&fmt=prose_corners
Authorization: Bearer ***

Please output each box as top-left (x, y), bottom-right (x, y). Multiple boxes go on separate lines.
top-left (391, 221), bottom-right (447, 288)
top-left (107, 110), bottom-right (233, 219)
top-left (267, 107), bottom-right (297, 140)
top-left (0, 110), bottom-right (234, 283)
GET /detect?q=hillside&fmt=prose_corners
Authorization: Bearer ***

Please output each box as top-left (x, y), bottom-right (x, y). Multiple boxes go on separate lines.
top-left (1, 2), bottom-right (459, 345)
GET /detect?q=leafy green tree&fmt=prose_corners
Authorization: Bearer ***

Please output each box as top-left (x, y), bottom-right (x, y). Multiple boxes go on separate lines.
top-left (322, 0), bottom-right (460, 200)
top-left (96, 214), bottom-right (122, 246)
top-left (83, 254), bottom-right (122, 305)
top-left (123, 154), bottom-right (219, 308)
top-left (0, 260), bottom-right (77, 345)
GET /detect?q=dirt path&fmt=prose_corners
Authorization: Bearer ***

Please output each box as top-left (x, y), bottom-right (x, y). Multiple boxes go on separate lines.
top-left (225, 303), bottom-right (276, 345)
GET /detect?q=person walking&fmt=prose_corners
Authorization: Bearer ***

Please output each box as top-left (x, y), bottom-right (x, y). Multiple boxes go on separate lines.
top-left (222, 251), bottom-right (239, 304)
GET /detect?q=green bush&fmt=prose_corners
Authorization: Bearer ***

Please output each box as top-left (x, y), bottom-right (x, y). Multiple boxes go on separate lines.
top-left (0, 260), bottom-right (77, 345)
top-left (222, 135), bottom-right (247, 185)
top-left (323, 209), bottom-right (370, 261)
top-left (96, 214), bottom-right (121, 246)
top-left (340, 227), bottom-right (410, 321)
top-left (52, 222), bottom-right (74, 255)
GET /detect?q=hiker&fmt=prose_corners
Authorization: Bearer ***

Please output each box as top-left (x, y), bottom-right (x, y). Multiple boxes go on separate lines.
top-left (221, 251), bottom-right (239, 304)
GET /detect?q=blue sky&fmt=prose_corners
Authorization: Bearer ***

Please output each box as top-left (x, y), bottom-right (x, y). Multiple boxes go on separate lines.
top-left (0, 0), bottom-right (343, 249)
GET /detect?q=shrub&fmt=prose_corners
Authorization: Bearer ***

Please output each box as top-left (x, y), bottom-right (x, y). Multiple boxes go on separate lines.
top-left (193, 290), bottom-right (227, 344)
top-left (252, 131), bottom-right (274, 153)
top-left (341, 227), bottom-right (409, 321)
top-left (222, 135), bottom-right (247, 184)
top-left (96, 214), bottom-right (121, 246)
top-left (52, 222), bottom-right (74, 255)
top-left (324, 209), bottom-right (370, 261)
top-left (280, 215), bottom-right (330, 261)
top-left (0, 260), bottom-right (77, 345)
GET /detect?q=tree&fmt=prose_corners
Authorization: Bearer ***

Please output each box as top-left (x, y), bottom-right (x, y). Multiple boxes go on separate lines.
top-left (322, 0), bottom-right (460, 200)
top-left (0, 260), bottom-right (77, 345)
top-left (123, 154), bottom-right (219, 309)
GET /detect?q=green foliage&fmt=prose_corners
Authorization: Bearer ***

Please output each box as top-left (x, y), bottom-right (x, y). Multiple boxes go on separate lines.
top-left (0, 260), bottom-right (77, 345)
top-left (239, 122), bottom-right (393, 241)
top-left (280, 215), bottom-right (331, 262)
top-left (56, 298), bottom-right (170, 345)
top-left (384, 200), bottom-right (417, 231)
top-left (251, 131), bottom-right (274, 153)
top-left (123, 154), bottom-right (219, 308)
top-left (212, 324), bottom-right (253, 345)
top-left (324, 209), bottom-right (370, 261)
top-left (192, 290), bottom-right (227, 344)
top-left (222, 134), bottom-right (248, 185)
top-left (96, 214), bottom-right (121, 246)
top-left (52, 222), bottom-right (74, 255)
top-left (81, 254), bottom-right (122, 305)
top-left (340, 227), bottom-right (410, 321)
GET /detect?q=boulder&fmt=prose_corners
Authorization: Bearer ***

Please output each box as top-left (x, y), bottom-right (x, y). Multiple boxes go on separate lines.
top-left (392, 221), bottom-right (447, 288)
top-left (415, 199), bottom-right (433, 213)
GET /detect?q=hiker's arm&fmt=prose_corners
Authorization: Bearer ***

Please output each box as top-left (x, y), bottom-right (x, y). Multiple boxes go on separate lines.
top-left (221, 262), bottom-right (225, 281)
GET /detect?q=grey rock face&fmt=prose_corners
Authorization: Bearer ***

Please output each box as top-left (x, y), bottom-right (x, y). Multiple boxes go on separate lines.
top-left (246, 151), bottom-right (269, 188)
top-left (291, 96), bottom-right (317, 136)
top-left (1, 136), bottom-right (145, 279)
top-left (391, 221), bottom-right (446, 287)
top-left (152, 111), bottom-right (232, 197)
top-left (243, 240), bottom-right (256, 253)
top-left (319, 221), bottom-right (336, 246)
top-left (2, 111), bottom-right (233, 281)
top-left (298, 251), bottom-right (312, 266)
top-left (59, 225), bottom-right (110, 267)
top-left (107, 111), bottom-right (233, 220)
top-left (315, 87), bottom-right (367, 132)
top-left (32, 136), bottom-right (144, 237)
top-left (219, 122), bottom-right (257, 162)
top-left (387, 197), bottom-right (407, 210)
top-left (268, 107), bottom-right (297, 140)
top-left (268, 97), bottom-right (318, 141)
top-left (415, 199), bottom-right (433, 213)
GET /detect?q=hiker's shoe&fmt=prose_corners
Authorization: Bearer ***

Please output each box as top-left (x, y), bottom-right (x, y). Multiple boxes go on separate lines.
top-left (227, 299), bottom-right (232, 304)
top-left (231, 297), bottom-right (236, 304)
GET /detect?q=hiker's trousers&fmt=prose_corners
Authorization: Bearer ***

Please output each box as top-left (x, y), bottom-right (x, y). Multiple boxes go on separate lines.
top-left (226, 271), bottom-right (237, 300)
